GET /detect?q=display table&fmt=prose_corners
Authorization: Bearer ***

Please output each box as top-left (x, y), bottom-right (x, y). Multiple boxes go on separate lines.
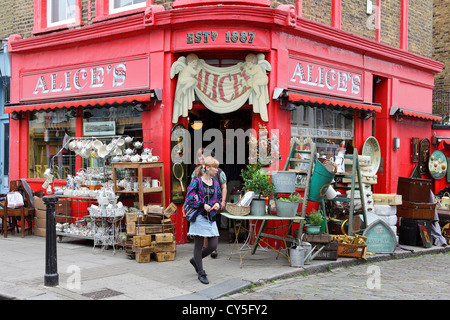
top-left (221, 212), bottom-right (304, 267)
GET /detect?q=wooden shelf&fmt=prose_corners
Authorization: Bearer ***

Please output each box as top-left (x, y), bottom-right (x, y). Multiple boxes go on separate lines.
top-left (112, 161), bottom-right (165, 211)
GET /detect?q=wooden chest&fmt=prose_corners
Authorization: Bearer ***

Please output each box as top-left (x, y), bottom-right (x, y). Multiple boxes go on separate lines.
top-left (312, 240), bottom-right (338, 260)
top-left (397, 200), bottom-right (436, 220)
top-left (397, 177), bottom-right (432, 203)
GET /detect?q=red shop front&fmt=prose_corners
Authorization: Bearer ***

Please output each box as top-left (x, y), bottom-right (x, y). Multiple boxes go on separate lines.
top-left (6, 0), bottom-right (443, 244)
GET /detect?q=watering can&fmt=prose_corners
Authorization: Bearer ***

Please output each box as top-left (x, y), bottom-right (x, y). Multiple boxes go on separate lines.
top-left (301, 241), bottom-right (325, 265)
top-left (289, 240), bottom-right (325, 267)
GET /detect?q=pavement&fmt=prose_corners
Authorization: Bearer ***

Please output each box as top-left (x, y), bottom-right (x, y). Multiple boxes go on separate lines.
top-left (0, 232), bottom-right (448, 300)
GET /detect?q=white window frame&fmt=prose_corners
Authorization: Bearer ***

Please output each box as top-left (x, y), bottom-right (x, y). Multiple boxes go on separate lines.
top-left (47, 0), bottom-right (76, 27)
top-left (109, 0), bottom-right (146, 14)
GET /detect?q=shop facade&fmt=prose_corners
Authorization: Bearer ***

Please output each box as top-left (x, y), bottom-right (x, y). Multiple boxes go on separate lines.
top-left (6, 0), bottom-right (443, 243)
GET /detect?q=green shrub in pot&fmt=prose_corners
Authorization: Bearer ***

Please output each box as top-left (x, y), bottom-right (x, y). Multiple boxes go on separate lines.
top-left (306, 209), bottom-right (323, 234)
top-left (241, 164), bottom-right (275, 200)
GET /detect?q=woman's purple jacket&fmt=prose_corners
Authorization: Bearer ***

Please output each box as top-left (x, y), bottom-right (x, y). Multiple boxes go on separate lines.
top-left (184, 177), bottom-right (222, 219)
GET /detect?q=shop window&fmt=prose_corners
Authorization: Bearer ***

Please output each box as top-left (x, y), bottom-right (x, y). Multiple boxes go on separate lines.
top-left (29, 109), bottom-right (76, 179)
top-left (33, 0), bottom-right (82, 34)
top-left (82, 105), bottom-right (143, 169)
top-left (291, 105), bottom-right (354, 158)
top-left (109, 0), bottom-right (146, 14)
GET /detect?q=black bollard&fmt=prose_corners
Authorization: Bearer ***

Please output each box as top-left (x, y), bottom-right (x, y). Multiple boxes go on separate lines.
top-left (43, 195), bottom-right (59, 287)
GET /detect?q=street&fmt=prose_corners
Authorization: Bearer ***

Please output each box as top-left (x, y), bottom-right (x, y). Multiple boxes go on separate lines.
top-left (221, 252), bottom-right (450, 300)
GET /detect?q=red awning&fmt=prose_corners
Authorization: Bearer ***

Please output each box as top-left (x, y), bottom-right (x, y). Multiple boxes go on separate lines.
top-left (287, 92), bottom-right (382, 113)
top-left (390, 107), bottom-right (441, 122)
top-left (5, 92), bottom-right (156, 114)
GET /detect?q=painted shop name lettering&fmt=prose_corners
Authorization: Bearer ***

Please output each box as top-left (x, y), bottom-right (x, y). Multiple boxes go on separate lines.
top-left (187, 31), bottom-right (256, 44)
top-left (33, 63), bottom-right (126, 95)
top-left (290, 61), bottom-right (361, 96)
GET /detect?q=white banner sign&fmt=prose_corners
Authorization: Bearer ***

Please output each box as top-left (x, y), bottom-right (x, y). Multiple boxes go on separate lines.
top-left (170, 53), bottom-right (271, 123)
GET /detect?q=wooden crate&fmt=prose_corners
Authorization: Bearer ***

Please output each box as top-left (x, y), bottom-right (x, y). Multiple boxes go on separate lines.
top-left (136, 253), bottom-right (151, 263)
top-left (303, 233), bottom-right (331, 244)
top-left (311, 240), bottom-right (338, 260)
top-left (164, 202), bottom-right (177, 217)
top-left (133, 235), bottom-right (152, 247)
top-left (397, 200), bottom-right (436, 220)
top-left (152, 241), bottom-right (176, 253)
top-left (337, 243), bottom-right (367, 259)
top-left (126, 212), bottom-right (137, 223)
top-left (136, 226), bottom-right (147, 235)
top-left (133, 245), bottom-right (154, 254)
top-left (126, 222), bottom-right (136, 235)
top-left (154, 251), bottom-right (175, 262)
top-left (155, 233), bottom-right (174, 243)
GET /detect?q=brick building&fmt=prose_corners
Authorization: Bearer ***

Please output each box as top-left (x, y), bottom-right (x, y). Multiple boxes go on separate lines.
top-left (0, 0), bottom-right (445, 243)
top-left (0, 0), bottom-right (437, 59)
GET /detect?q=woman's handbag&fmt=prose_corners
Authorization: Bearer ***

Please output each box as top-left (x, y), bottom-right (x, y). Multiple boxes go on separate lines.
top-left (183, 204), bottom-right (204, 222)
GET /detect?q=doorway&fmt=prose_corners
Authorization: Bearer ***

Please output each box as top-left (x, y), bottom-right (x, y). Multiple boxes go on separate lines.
top-left (187, 107), bottom-right (253, 199)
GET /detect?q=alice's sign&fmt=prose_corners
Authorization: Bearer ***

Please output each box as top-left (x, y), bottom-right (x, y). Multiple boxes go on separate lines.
top-left (170, 53), bottom-right (271, 123)
top-left (20, 57), bottom-right (149, 101)
top-left (288, 58), bottom-right (363, 100)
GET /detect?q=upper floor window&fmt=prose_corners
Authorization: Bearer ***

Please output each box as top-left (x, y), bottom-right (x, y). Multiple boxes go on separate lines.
top-left (47, 0), bottom-right (76, 27)
top-left (33, 0), bottom-right (82, 34)
top-left (109, 0), bottom-right (146, 14)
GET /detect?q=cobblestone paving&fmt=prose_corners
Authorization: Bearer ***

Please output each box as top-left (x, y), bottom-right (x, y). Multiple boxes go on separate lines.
top-left (222, 253), bottom-right (450, 300)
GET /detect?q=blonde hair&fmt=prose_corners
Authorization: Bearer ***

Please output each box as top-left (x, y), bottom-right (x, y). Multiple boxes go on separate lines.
top-left (195, 156), bottom-right (219, 177)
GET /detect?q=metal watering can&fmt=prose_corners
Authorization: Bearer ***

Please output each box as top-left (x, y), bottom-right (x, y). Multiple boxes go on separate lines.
top-left (289, 239), bottom-right (325, 267)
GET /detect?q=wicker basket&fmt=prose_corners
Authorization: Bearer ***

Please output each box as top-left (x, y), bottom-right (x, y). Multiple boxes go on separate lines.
top-left (226, 202), bottom-right (251, 216)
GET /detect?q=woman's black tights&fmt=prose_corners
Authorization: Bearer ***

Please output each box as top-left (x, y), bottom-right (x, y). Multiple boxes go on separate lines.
top-left (193, 236), bottom-right (218, 271)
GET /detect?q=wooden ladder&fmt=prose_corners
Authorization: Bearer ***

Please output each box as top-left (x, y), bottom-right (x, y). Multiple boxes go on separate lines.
top-left (325, 149), bottom-right (368, 236)
top-left (283, 139), bottom-right (316, 241)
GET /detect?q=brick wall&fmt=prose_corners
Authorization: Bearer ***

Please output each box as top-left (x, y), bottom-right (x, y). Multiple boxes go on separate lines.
top-left (0, 0), bottom-right (34, 39)
top-left (409, 0), bottom-right (433, 58)
top-left (433, 0), bottom-right (450, 92)
top-left (0, 0), bottom-right (438, 62)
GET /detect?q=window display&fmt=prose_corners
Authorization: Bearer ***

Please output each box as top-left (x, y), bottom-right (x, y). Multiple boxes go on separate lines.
top-left (291, 105), bottom-right (354, 158)
top-left (82, 106), bottom-right (143, 170)
top-left (28, 109), bottom-right (76, 179)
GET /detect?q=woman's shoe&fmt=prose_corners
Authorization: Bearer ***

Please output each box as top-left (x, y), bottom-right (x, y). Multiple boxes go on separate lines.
top-left (198, 270), bottom-right (209, 284)
top-left (211, 251), bottom-right (218, 259)
top-left (189, 257), bottom-right (199, 273)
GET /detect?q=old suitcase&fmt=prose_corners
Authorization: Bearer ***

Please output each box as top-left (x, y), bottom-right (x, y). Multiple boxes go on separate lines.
top-left (397, 177), bottom-right (432, 203)
top-left (397, 200), bottom-right (436, 220)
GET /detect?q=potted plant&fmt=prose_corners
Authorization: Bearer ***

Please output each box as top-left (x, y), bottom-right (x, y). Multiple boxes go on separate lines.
top-left (241, 164), bottom-right (275, 216)
top-left (275, 193), bottom-right (303, 217)
top-left (306, 209), bottom-right (323, 234)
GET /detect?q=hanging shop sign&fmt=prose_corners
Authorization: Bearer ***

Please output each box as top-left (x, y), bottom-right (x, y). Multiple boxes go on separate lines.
top-left (171, 53), bottom-right (271, 123)
top-left (288, 57), bottom-right (363, 100)
top-left (20, 56), bottom-right (150, 102)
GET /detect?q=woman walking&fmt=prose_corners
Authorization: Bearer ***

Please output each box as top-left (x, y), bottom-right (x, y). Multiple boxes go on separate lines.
top-left (184, 156), bottom-right (222, 284)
